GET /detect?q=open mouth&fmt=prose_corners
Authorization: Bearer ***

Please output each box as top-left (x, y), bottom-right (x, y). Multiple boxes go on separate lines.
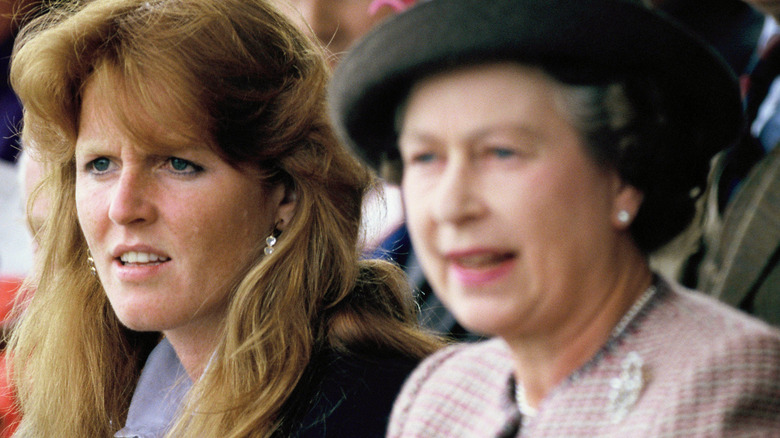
top-left (119, 251), bottom-right (171, 266)
top-left (453, 252), bottom-right (514, 269)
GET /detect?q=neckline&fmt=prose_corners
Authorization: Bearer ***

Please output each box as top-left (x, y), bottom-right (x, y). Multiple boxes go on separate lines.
top-left (514, 282), bottom-right (659, 417)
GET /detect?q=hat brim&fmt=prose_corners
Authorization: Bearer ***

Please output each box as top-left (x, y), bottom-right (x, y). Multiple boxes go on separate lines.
top-left (329, 0), bottom-right (743, 172)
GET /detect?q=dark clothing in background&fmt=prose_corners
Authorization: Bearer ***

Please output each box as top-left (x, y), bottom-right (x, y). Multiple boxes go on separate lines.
top-left (0, 37), bottom-right (22, 164)
top-left (370, 224), bottom-right (481, 342)
top-left (657, 0), bottom-right (763, 75)
top-left (290, 350), bottom-right (422, 438)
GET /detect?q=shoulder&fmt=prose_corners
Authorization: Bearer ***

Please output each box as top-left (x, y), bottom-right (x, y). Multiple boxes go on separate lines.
top-left (632, 279), bottom-right (780, 433)
top-left (520, 280), bottom-right (780, 435)
top-left (293, 350), bottom-right (421, 438)
top-left (642, 279), bottom-right (780, 365)
top-left (399, 338), bottom-right (512, 390)
top-left (651, 279), bottom-right (780, 343)
top-left (388, 339), bottom-right (519, 437)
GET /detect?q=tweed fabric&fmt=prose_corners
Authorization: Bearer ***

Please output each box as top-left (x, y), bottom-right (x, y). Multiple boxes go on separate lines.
top-left (388, 279), bottom-right (780, 437)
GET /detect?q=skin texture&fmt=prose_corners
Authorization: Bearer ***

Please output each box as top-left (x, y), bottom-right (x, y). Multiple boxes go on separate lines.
top-left (398, 62), bottom-right (651, 405)
top-left (278, 0), bottom-right (394, 66)
top-left (74, 72), bottom-right (294, 378)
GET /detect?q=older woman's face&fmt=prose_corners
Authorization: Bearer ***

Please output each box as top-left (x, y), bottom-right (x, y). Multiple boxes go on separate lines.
top-left (399, 63), bottom-right (631, 339)
top-left (74, 75), bottom-right (284, 341)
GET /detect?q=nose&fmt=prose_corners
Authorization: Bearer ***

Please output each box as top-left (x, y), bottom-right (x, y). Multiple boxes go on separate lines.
top-left (432, 157), bottom-right (485, 225)
top-left (108, 167), bottom-right (157, 226)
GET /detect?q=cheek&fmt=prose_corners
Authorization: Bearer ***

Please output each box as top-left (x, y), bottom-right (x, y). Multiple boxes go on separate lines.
top-left (224, 206), bottom-right (268, 243)
top-left (202, 191), bottom-right (270, 251)
top-left (520, 166), bottom-right (615, 262)
top-left (526, 159), bottom-right (605, 219)
top-left (74, 180), bottom-right (102, 239)
top-left (344, 3), bottom-right (380, 35)
top-left (401, 180), bottom-right (428, 235)
top-left (401, 180), bottom-right (440, 269)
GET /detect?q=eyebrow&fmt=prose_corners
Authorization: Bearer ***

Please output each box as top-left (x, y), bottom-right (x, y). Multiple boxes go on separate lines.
top-left (468, 124), bottom-right (542, 143)
top-left (400, 122), bottom-right (543, 145)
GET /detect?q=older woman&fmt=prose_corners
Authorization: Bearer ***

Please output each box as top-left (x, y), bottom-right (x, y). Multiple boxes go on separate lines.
top-left (7, 0), bottom-right (441, 436)
top-left (329, 0), bottom-right (780, 435)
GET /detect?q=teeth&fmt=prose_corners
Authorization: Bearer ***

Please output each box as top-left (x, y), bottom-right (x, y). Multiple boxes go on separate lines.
top-left (120, 251), bottom-right (170, 264)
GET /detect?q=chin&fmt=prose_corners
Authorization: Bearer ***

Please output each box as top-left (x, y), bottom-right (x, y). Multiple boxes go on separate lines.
top-left (116, 318), bottom-right (156, 333)
top-left (112, 308), bottom-right (165, 333)
top-left (450, 306), bottom-right (510, 338)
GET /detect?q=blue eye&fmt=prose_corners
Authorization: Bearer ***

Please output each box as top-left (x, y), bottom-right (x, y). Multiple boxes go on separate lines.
top-left (89, 157), bottom-right (112, 173)
top-left (166, 157), bottom-right (203, 174)
top-left (490, 147), bottom-right (516, 158)
top-left (170, 158), bottom-right (189, 171)
top-left (411, 153), bottom-right (438, 164)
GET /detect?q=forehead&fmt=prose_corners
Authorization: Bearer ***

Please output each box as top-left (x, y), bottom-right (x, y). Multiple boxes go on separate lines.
top-left (77, 65), bottom-right (210, 152)
top-left (400, 62), bottom-right (567, 136)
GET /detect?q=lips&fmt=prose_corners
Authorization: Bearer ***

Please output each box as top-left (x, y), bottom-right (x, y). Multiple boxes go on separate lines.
top-left (446, 249), bottom-right (516, 286)
top-left (452, 252), bottom-right (513, 269)
top-left (119, 251), bottom-right (171, 265)
top-left (112, 243), bottom-right (172, 267)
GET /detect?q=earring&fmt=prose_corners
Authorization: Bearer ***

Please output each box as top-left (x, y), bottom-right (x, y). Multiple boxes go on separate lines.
top-left (87, 251), bottom-right (97, 277)
top-left (264, 234), bottom-right (277, 255)
top-left (264, 220), bottom-right (282, 255)
top-left (617, 210), bottom-right (631, 224)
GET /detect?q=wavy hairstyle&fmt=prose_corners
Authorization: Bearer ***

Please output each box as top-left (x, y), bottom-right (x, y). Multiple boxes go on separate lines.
top-left (8, 0), bottom-right (440, 436)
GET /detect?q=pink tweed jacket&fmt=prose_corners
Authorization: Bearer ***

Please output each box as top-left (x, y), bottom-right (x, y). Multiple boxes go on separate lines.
top-left (388, 279), bottom-right (780, 437)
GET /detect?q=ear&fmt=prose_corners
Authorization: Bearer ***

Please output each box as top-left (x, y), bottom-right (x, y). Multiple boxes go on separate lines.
top-left (270, 183), bottom-right (298, 232)
top-left (611, 180), bottom-right (644, 230)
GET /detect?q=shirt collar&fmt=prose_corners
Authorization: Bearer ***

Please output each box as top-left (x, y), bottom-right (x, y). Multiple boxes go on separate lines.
top-left (114, 338), bottom-right (193, 438)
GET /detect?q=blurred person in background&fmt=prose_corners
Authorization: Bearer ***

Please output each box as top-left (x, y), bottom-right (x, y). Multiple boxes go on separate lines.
top-left (688, 0), bottom-right (780, 327)
top-left (0, 0), bottom-right (42, 285)
top-left (650, 0), bottom-right (763, 75)
top-left (275, 0), bottom-right (415, 68)
top-left (277, 0), bottom-right (476, 340)
top-left (687, 0), bottom-right (780, 327)
top-left (652, 0), bottom-right (780, 327)
top-left (0, 4), bottom-right (48, 433)
top-left (272, 0), bottom-right (410, 253)
top-left (0, 150), bottom-right (46, 438)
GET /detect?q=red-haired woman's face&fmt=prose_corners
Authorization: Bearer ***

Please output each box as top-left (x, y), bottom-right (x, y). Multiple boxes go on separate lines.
top-left (74, 73), bottom-right (289, 351)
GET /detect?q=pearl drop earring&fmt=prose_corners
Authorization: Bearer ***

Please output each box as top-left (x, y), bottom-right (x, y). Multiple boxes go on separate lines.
top-left (87, 251), bottom-right (97, 276)
top-left (617, 210), bottom-right (631, 224)
top-left (264, 220), bottom-right (283, 255)
top-left (264, 235), bottom-right (277, 255)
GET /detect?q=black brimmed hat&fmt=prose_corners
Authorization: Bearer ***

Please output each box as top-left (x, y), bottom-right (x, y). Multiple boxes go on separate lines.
top-left (328, 0), bottom-right (743, 173)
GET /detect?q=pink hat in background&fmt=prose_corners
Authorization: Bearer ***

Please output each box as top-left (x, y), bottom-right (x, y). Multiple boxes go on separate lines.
top-left (368, 0), bottom-right (416, 15)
